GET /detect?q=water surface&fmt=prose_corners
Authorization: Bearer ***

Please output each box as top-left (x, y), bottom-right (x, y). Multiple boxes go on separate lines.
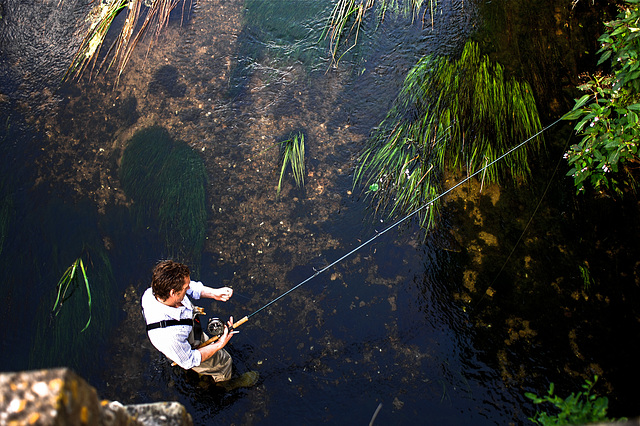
top-left (0, 0), bottom-right (638, 424)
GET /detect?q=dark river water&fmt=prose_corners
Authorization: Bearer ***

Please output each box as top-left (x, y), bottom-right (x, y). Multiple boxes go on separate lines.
top-left (1, 0), bottom-right (639, 424)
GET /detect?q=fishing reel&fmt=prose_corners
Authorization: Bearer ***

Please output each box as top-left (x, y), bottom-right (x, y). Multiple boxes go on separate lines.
top-left (207, 318), bottom-right (225, 337)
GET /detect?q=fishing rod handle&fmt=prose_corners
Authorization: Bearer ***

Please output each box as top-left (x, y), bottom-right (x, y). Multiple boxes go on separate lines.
top-left (233, 315), bottom-right (249, 328)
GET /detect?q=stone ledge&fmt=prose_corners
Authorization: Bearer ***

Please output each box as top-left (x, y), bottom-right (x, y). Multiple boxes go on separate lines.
top-left (0, 368), bottom-right (192, 426)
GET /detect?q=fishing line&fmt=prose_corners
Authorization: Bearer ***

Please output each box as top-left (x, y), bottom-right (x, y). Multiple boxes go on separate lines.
top-left (200, 113), bottom-right (569, 346)
top-left (242, 116), bottom-right (567, 317)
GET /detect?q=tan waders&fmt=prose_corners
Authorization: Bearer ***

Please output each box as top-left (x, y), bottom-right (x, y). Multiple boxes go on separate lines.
top-left (191, 338), bottom-right (233, 381)
top-left (188, 315), bottom-right (233, 382)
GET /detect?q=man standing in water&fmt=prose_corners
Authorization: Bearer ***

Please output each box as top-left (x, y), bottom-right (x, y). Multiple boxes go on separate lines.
top-left (142, 260), bottom-right (257, 388)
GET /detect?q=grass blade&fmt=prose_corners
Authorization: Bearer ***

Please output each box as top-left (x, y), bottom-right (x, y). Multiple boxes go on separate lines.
top-left (79, 259), bottom-right (92, 332)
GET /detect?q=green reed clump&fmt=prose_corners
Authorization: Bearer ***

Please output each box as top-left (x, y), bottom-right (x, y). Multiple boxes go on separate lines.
top-left (277, 132), bottom-right (306, 197)
top-left (120, 127), bottom-right (207, 267)
top-left (355, 40), bottom-right (543, 230)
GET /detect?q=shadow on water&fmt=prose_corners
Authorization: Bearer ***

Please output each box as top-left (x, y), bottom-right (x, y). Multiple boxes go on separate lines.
top-left (1, 0), bottom-right (639, 424)
top-left (149, 66), bottom-right (188, 98)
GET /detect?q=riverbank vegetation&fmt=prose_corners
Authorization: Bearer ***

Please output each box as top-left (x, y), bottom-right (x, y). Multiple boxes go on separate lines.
top-left (354, 40), bottom-right (542, 230)
top-left (526, 376), bottom-right (620, 425)
top-left (564, 0), bottom-right (640, 195)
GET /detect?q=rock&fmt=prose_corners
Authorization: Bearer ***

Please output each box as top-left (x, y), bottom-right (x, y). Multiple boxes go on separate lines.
top-left (0, 368), bottom-right (101, 425)
top-left (0, 368), bottom-right (193, 426)
top-left (126, 402), bottom-right (193, 426)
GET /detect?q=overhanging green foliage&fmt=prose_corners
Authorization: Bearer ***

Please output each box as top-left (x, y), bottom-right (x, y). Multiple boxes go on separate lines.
top-left (526, 376), bottom-right (621, 425)
top-left (563, 0), bottom-right (640, 194)
top-left (355, 40), bottom-right (542, 230)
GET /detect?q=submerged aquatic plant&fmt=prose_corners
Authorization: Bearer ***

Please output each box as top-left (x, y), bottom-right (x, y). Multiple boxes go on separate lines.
top-left (355, 40), bottom-right (543, 230)
top-left (30, 244), bottom-right (116, 371)
top-left (324, 0), bottom-right (435, 65)
top-left (51, 257), bottom-right (92, 333)
top-left (578, 262), bottom-right (595, 291)
top-left (277, 132), bottom-right (306, 197)
top-left (64, 0), bottom-right (186, 82)
top-left (120, 126), bottom-right (207, 268)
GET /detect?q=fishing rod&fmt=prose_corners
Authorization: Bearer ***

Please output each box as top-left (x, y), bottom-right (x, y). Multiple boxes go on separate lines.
top-left (198, 113), bottom-right (568, 349)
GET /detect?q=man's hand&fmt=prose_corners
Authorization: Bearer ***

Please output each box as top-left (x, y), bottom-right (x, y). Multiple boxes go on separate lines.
top-left (198, 316), bottom-right (238, 362)
top-left (219, 316), bottom-right (238, 344)
top-left (214, 287), bottom-right (233, 301)
top-left (201, 286), bottom-right (233, 301)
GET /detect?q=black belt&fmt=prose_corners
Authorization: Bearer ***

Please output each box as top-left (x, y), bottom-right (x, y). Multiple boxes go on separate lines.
top-left (146, 318), bottom-right (194, 331)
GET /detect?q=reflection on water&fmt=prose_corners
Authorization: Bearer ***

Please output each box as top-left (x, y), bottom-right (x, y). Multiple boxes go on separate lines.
top-left (1, 0), bottom-right (638, 424)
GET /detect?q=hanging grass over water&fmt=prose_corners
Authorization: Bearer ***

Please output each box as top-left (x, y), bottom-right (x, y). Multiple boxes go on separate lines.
top-left (51, 257), bottom-right (92, 333)
top-left (324, 0), bottom-right (435, 65)
top-left (277, 132), bottom-right (306, 197)
top-left (63, 0), bottom-right (186, 82)
top-left (355, 40), bottom-right (543, 230)
top-left (120, 126), bottom-right (207, 267)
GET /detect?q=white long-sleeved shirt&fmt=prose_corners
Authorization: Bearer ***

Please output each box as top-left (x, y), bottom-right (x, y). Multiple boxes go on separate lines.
top-left (141, 280), bottom-right (204, 369)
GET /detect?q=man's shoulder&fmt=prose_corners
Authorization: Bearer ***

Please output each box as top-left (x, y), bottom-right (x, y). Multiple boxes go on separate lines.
top-left (141, 288), bottom-right (168, 322)
top-left (141, 287), bottom-right (155, 307)
top-left (142, 288), bottom-right (190, 324)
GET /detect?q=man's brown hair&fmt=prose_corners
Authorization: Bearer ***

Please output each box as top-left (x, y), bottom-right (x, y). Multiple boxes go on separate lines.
top-left (151, 260), bottom-right (190, 300)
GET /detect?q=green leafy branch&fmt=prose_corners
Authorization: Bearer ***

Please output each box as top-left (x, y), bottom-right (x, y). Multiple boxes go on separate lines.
top-left (563, 0), bottom-right (640, 194)
top-left (51, 257), bottom-right (92, 333)
top-left (525, 376), bottom-right (621, 425)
